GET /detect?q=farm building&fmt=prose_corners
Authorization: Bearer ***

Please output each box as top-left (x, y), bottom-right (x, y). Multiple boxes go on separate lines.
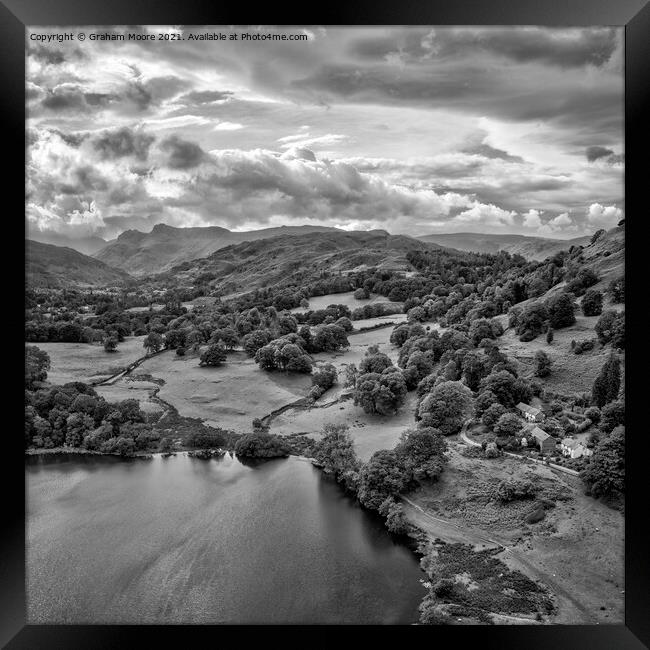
top-left (516, 402), bottom-right (545, 423)
top-left (560, 438), bottom-right (593, 459)
top-left (529, 426), bottom-right (556, 454)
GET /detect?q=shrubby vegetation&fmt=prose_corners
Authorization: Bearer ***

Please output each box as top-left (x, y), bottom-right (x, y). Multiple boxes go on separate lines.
top-left (234, 431), bottom-right (290, 458)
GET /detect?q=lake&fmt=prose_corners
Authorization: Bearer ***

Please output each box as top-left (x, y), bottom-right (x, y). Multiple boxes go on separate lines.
top-left (26, 453), bottom-right (425, 624)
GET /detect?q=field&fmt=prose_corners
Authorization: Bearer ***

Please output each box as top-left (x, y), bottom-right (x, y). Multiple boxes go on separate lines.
top-left (404, 441), bottom-right (624, 624)
top-left (135, 349), bottom-right (312, 433)
top-left (493, 304), bottom-right (624, 396)
top-left (31, 336), bottom-right (146, 385)
top-left (290, 291), bottom-right (400, 314)
top-left (270, 392), bottom-right (419, 462)
top-left (94, 378), bottom-right (164, 415)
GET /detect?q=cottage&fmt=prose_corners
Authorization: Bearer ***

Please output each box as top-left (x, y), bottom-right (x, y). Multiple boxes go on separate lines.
top-left (529, 426), bottom-right (556, 454)
top-left (516, 402), bottom-right (545, 423)
top-left (560, 438), bottom-right (593, 459)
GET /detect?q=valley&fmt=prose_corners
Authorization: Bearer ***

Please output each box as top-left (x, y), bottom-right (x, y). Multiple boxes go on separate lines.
top-left (25, 223), bottom-right (625, 625)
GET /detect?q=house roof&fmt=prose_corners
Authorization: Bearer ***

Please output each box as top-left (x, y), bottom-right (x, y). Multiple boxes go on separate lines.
top-left (530, 426), bottom-right (552, 442)
top-left (517, 402), bottom-right (541, 416)
top-left (561, 438), bottom-right (580, 449)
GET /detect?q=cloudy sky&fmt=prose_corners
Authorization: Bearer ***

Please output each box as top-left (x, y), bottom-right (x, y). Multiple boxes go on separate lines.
top-left (27, 25), bottom-right (624, 244)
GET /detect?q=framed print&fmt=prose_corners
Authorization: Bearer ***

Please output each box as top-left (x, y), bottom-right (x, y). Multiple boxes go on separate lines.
top-left (2, 0), bottom-right (648, 646)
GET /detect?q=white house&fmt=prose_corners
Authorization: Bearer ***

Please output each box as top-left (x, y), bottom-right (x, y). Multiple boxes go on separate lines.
top-left (560, 438), bottom-right (593, 459)
top-left (516, 402), bottom-right (544, 423)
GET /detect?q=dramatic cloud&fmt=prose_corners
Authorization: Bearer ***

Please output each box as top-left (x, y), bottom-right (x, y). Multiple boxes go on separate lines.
top-left (586, 203), bottom-right (623, 227)
top-left (26, 25), bottom-right (624, 242)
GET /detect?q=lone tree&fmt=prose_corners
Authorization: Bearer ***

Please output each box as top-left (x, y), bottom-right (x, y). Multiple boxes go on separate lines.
top-left (103, 335), bottom-right (118, 353)
top-left (581, 289), bottom-right (603, 316)
top-left (534, 350), bottom-right (552, 377)
top-left (546, 328), bottom-right (554, 345)
top-left (199, 342), bottom-right (227, 367)
top-left (546, 293), bottom-right (576, 329)
top-left (591, 354), bottom-right (621, 407)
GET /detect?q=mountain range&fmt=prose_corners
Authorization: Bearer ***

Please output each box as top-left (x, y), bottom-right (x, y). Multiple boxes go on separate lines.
top-left (418, 232), bottom-right (591, 261)
top-left (155, 229), bottom-right (437, 294)
top-left (94, 224), bottom-right (342, 276)
top-left (25, 224), bottom-right (607, 290)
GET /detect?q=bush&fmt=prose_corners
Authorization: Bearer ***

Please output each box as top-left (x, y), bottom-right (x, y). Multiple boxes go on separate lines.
top-left (493, 413), bottom-right (524, 438)
top-left (534, 350), bottom-right (552, 377)
top-left (234, 432), bottom-right (290, 458)
top-left (495, 479), bottom-right (537, 503)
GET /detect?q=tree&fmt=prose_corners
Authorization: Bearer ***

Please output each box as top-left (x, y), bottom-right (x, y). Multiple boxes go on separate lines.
top-left (591, 354), bottom-right (621, 407)
top-left (481, 403), bottom-right (507, 428)
top-left (546, 328), bottom-right (554, 345)
top-left (353, 368), bottom-right (407, 415)
top-left (607, 277), bottom-right (624, 303)
top-left (390, 324), bottom-right (411, 347)
top-left (210, 327), bottom-right (239, 350)
top-left (417, 381), bottom-right (473, 435)
top-left (312, 424), bottom-right (361, 493)
top-left (581, 289), bottom-right (603, 316)
top-left (359, 348), bottom-right (393, 374)
top-left (234, 432), bottom-right (290, 458)
top-left (199, 342), bottom-right (227, 367)
top-left (354, 287), bottom-right (370, 300)
top-left (25, 346), bottom-right (50, 389)
top-left (599, 400), bottom-right (624, 434)
top-left (479, 370), bottom-right (519, 407)
top-left (143, 332), bottom-right (163, 354)
top-left (580, 426), bottom-right (624, 499)
top-left (474, 389), bottom-right (498, 418)
top-left (546, 293), bottom-right (576, 329)
top-left (357, 449), bottom-right (410, 511)
top-left (381, 498), bottom-right (409, 534)
top-left (534, 350), bottom-right (552, 377)
top-left (493, 413), bottom-right (524, 438)
top-left (461, 350), bottom-right (485, 392)
top-left (394, 427), bottom-right (447, 481)
top-left (65, 412), bottom-right (94, 447)
top-left (311, 364), bottom-right (337, 390)
top-left (243, 329), bottom-right (272, 357)
top-left (103, 335), bottom-right (118, 352)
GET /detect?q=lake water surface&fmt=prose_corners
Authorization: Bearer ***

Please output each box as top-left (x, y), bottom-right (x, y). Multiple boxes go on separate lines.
top-left (26, 453), bottom-right (424, 624)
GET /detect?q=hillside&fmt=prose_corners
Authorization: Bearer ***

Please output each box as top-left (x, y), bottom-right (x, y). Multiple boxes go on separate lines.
top-left (94, 224), bottom-right (343, 276)
top-left (154, 229), bottom-right (435, 293)
top-left (418, 232), bottom-right (590, 261)
top-left (26, 240), bottom-right (134, 288)
top-left (27, 232), bottom-right (109, 256)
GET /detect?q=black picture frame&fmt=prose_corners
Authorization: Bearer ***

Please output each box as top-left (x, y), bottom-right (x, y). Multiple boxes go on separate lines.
top-left (3, 1), bottom-right (648, 646)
